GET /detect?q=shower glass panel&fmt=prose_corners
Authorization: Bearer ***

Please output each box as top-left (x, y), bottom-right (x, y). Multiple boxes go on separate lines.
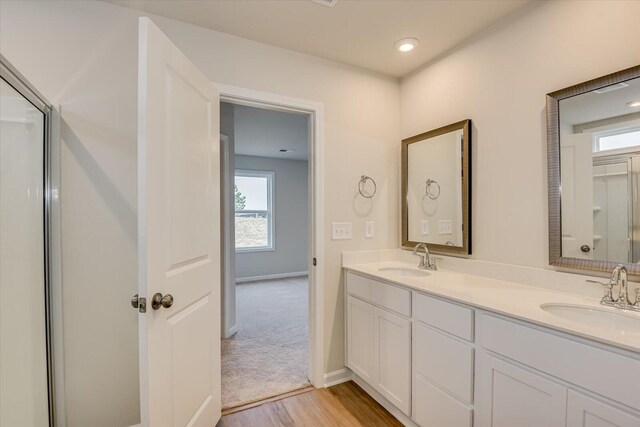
top-left (0, 77), bottom-right (50, 426)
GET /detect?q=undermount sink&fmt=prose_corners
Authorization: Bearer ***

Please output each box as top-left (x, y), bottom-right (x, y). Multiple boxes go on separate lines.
top-left (378, 267), bottom-right (430, 277)
top-left (540, 303), bottom-right (640, 332)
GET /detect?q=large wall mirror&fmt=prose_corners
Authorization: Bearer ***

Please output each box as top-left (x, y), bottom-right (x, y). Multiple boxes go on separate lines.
top-left (402, 119), bottom-right (471, 256)
top-left (547, 65), bottom-right (640, 274)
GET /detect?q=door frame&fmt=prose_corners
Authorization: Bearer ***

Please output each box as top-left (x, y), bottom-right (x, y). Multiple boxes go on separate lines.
top-left (214, 83), bottom-right (325, 388)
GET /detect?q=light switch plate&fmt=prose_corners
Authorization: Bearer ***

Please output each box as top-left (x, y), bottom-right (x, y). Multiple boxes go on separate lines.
top-left (421, 220), bottom-right (429, 235)
top-left (365, 221), bottom-right (374, 238)
top-left (438, 220), bottom-right (452, 235)
top-left (332, 222), bottom-right (352, 240)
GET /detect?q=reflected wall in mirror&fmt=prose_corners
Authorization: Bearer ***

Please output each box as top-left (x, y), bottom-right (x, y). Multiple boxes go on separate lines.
top-left (547, 65), bottom-right (640, 274)
top-left (402, 119), bottom-right (471, 256)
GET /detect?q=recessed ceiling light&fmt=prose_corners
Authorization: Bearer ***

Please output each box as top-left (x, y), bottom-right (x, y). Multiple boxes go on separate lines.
top-left (394, 37), bottom-right (419, 53)
top-left (627, 100), bottom-right (640, 108)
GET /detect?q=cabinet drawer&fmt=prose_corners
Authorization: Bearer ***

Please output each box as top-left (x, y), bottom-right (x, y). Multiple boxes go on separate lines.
top-left (347, 272), bottom-right (411, 317)
top-left (479, 314), bottom-right (640, 411)
top-left (413, 292), bottom-right (474, 341)
top-left (414, 322), bottom-right (474, 403)
top-left (413, 374), bottom-right (472, 427)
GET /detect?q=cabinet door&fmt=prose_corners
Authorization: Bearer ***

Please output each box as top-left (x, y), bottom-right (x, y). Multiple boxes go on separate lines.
top-left (567, 390), bottom-right (640, 427)
top-left (374, 307), bottom-right (411, 415)
top-left (413, 374), bottom-right (472, 427)
top-left (475, 353), bottom-right (567, 427)
top-left (346, 295), bottom-right (375, 383)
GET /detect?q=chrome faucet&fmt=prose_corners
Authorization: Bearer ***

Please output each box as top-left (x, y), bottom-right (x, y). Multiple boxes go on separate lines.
top-left (587, 264), bottom-right (640, 312)
top-left (412, 243), bottom-right (438, 271)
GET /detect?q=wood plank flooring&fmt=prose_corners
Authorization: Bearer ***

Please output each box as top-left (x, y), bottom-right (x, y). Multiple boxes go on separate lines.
top-left (217, 381), bottom-right (403, 427)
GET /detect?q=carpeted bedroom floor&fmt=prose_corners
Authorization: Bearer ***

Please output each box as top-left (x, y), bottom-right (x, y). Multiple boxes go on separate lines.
top-left (221, 276), bottom-right (310, 409)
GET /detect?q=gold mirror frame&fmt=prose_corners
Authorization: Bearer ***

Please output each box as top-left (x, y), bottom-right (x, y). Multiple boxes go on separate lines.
top-left (401, 119), bottom-right (472, 256)
top-left (546, 65), bottom-right (640, 275)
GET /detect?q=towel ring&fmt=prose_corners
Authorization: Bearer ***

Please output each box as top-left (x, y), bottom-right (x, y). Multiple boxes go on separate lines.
top-left (358, 175), bottom-right (377, 199)
top-left (425, 179), bottom-right (440, 200)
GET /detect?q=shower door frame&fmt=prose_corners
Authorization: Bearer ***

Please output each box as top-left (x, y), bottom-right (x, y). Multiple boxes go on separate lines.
top-left (0, 55), bottom-right (57, 426)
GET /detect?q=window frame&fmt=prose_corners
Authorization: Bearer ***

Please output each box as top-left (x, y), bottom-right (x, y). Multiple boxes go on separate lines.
top-left (234, 169), bottom-right (275, 253)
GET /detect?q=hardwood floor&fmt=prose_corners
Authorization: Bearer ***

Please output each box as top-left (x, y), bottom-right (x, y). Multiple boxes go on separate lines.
top-left (217, 381), bottom-right (403, 427)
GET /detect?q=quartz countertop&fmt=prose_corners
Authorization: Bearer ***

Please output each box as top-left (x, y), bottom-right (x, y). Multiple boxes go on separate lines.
top-left (343, 260), bottom-right (640, 354)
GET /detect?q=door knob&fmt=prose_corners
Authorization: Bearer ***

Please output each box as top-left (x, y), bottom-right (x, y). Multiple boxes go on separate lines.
top-left (581, 245), bottom-right (591, 253)
top-left (152, 293), bottom-right (174, 310)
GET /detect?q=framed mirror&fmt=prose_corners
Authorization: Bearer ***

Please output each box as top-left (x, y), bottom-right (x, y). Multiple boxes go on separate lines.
top-left (402, 119), bottom-right (471, 256)
top-left (547, 65), bottom-right (640, 274)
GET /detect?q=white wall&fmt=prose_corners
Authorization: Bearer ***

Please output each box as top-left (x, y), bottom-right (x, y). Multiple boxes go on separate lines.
top-left (235, 155), bottom-right (309, 280)
top-left (400, 0), bottom-right (640, 270)
top-left (1, 2), bottom-right (400, 423)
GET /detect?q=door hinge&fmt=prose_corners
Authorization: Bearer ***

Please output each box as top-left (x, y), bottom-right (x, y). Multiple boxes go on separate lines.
top-left (131, 294), bottom-right (146, 313)
top-left (313, 258), bottom-right (317, 266)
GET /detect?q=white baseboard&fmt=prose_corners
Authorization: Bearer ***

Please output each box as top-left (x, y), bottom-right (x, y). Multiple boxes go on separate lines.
top-left (323, 368), bottom-right (352, 387)
top-left (223, 324), bottom-right (238, 339)
top-left (236, 271), bottom-right (308, 283)
top-left (351, 374), bottom-right (418, 427)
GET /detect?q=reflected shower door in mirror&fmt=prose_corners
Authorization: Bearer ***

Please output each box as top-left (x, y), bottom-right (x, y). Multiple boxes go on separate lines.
top-left (0, 70), bottom-right (51, 425)
top-left (558, 76), bottom-right (640, 265)
top-left (402, 119), bottom-right (471, 256)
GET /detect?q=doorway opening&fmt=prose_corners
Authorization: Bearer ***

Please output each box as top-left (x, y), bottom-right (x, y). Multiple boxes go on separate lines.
top-left (218, 88), bottom-right (322, 411)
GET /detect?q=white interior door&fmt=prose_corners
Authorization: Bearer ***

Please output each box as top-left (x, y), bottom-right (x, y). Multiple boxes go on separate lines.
top-left (561, 132), bottom-right (594, 259)
top-left (137, 17), bottom-right (221, 427)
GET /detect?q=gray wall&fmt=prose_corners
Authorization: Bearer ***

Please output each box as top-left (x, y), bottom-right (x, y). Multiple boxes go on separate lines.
top-left (235, 155), bottom-right (308, 280)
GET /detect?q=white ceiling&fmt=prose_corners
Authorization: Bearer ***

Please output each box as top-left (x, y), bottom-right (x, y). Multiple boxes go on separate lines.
top-left (560, 77), bottom-right (640, 126)
top-left (104, 0), bottom-right (531, 77)
top-left (228, 103), bottom-right (309, 161)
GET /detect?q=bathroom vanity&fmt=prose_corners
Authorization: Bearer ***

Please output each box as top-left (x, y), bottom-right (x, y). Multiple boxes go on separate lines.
top-left (343, 258), bottom-right (640, 427)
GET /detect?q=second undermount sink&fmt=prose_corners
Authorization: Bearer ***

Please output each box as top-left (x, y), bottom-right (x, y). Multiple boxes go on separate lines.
top-left (378, 267), bottom-right (430, 277)
top-left (540, 303), bottom-right (640, 332)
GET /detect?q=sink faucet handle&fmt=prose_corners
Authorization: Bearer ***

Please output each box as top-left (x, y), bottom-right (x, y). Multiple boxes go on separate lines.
top-left (586, 279), bottom-right (616, 303)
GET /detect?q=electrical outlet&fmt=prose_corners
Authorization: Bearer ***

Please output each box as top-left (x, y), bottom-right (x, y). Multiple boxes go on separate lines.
top-left (421, 220), bottom-right (429, 235)
top-left (438, 220), bottom-right (452, 235)
top-left (331, 222), bottom-right (352, 240)
top-left (365, 221), bottom-right (374, 238)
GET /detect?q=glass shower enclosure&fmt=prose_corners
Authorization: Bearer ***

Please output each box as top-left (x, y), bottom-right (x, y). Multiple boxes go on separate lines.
top-left (0, 56), bottom-right (54, 426)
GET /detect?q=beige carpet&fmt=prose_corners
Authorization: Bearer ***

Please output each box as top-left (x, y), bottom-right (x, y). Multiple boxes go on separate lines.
top-left (222, 276), bottom-right (309, 409)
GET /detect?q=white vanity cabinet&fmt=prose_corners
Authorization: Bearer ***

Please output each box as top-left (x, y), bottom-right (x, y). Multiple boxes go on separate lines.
top-left (475, 313), bottom-right (640, 427)
top-left (344, 269), bottom-right (640, 427)
top-left (345, 273), bottom-right (412, 415)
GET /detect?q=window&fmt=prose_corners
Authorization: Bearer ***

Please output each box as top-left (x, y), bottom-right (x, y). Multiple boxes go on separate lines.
top-left (593, 126), bottom-right (640, 153)
top-left (235, 170), bottom-right (274, 252)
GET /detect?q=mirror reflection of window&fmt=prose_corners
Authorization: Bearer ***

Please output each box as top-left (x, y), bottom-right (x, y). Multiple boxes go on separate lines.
top-left (559, 76), bottom-right (640, 264)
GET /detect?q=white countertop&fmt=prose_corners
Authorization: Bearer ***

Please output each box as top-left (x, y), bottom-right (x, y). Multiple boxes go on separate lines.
top-left (344, 260), bottom-right (640, 354)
